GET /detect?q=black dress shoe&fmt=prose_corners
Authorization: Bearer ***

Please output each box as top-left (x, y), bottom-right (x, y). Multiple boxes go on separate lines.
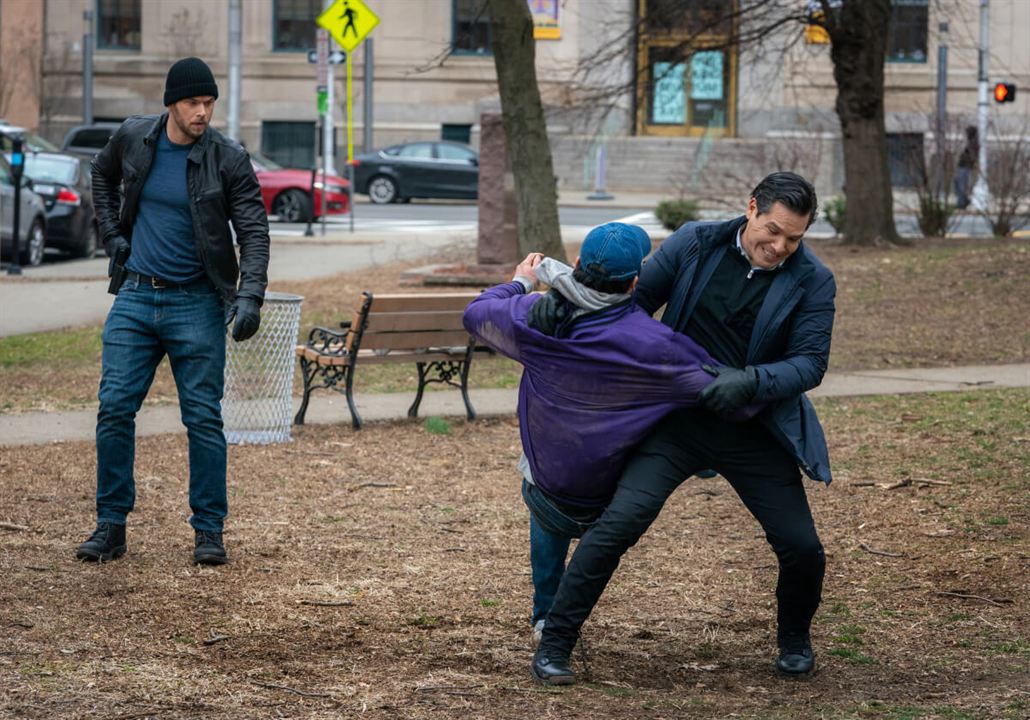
top-left (776, 646), bottom-right (816, 676)
top-left (194, 530), bottom-right (228, 565)
top-left (531, 651), bottom-right (576, 685)
top-left (75, 522), bottom-right (127, 562)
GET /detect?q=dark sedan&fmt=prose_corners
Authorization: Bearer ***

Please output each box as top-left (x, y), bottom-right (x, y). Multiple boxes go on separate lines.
top-left (19, 152), bottom-right (99, 258)
top-left (351, 141), bottom-right (478, 204)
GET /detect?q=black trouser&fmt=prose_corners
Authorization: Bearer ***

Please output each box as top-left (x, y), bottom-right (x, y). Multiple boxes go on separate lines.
top-left (538, 408), bottom-right (825, 658)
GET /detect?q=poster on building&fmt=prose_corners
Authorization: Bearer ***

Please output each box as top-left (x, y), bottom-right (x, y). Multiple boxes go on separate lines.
top-left (652, 62), bottom-right (686, 124)
top-left (529, 0), bottom-right (560, 40)
top-left (690, 51), bottom-right (723, 101)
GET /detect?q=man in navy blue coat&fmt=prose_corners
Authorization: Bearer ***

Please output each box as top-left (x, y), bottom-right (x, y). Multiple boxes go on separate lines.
top-left (533, 172), bottom-right (836, 684)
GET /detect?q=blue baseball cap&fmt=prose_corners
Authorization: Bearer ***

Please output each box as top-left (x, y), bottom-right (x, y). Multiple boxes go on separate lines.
top-left (579, 223), bottom-right (652, 281)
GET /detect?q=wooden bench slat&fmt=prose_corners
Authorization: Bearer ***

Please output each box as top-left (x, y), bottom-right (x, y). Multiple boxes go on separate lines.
top-left (365, 310), bottom-right (467, 333)
top-left (368, 293), bottom-right (479, 312)
top-left (360, 329), bottom-right (471, 350)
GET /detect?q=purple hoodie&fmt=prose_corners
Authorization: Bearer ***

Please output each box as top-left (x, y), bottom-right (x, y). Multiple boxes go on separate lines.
top-left (464, 281), bottom-right (758, 509)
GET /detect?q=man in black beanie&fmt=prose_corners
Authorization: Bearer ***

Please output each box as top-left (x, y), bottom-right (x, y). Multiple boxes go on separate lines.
top-left (76, 56), bottom-right (270, 566)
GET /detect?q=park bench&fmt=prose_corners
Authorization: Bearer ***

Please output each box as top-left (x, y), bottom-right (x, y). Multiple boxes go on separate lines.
top-left (293, 292), bottom-right (482, 429)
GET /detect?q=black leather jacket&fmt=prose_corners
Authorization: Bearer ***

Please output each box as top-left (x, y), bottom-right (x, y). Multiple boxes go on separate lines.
top-left (91, 113), bottom-right (270, 304)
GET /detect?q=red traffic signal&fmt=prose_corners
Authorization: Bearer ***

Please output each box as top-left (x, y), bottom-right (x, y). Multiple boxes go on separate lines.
top-left (993, 82), bottom-right (1016, 103)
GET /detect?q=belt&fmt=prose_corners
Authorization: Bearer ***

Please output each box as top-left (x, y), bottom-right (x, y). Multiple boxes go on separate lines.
top-left (127, 271), bottom-right (209, 290)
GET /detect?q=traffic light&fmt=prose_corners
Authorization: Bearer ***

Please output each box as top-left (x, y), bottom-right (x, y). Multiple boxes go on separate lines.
top-left (993, 82), bottom-right (1016, 103)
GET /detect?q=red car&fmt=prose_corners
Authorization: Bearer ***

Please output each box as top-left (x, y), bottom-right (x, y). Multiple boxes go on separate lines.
top-left (250, 153), bottom-right (350, 223)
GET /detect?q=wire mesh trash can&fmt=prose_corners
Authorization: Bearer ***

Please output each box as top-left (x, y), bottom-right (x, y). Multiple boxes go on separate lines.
top-left (223, 291), bottom-right (303, 444)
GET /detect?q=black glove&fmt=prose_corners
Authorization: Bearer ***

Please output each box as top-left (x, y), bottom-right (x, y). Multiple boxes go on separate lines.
top-left (226, 296), bottom-right (261, 342)
top-left (698, 364), bottom-right (759, 416)
top-left (106, 235), bottom-right (130, 275)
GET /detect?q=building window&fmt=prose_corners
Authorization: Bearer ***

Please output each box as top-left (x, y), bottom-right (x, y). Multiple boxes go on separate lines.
top-left (453, 0), bottom-right (491, 55)
top-left (97, 0), bottom-right (141, 51)
top-left (637, 0), bottom-right (737, 137)
top-left (887, 0), bottom-right (928, 63)
top-left (274, 0), bottom-right (321, 52)
top-left (887, 132), bottom-right (925, 187)
top-left (442, 124), bottom-right (472, 144)
top-left (262, 121), bottom-right (318, 169)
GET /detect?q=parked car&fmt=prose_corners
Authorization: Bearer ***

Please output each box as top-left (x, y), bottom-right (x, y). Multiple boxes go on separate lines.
top-left (17, 152), bottom-right (98, 258)
top-left (351, 141), bottom-right (479, 204)
top-left (60, 122), bottom-right (121, 158)
top-left (0, 153), bottom-right (48, 267)
top-left (0, 122), bottom-right (61, 154)
top-left (250, 152), bottom-right (350, 223)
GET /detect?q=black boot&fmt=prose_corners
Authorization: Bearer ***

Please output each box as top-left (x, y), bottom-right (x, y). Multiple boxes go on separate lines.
top-left (75, 523), bottom-right (126, 562)
top-left (776, 633), bottom-right (816, 677)
top-left (531, 649), bottom-right (576, 685)
top-left (194, 530), bottom-right (228, 565)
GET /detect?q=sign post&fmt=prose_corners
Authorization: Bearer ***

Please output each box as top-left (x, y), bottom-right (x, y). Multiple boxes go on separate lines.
top-left (317, 0), bottom-right (379, 234)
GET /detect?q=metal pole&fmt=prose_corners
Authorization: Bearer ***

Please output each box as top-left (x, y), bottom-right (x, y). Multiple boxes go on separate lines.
top-left (323, 1), bottom-right (336, 177)
top-left (363, 37), bottom-right (374, 153)
top-left (971, 0), bottom-right (990, 211)
top-left (587, 145), bottom-right (614, 200)
top-left (227, 0), bottom-right (242, 141)
top-left (83, 8), bottom-right (94, 124)
top-left (934, 21), bottom-right (948, 197)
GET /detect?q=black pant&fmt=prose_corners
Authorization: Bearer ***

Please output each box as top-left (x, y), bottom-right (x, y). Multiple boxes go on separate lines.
top-left (539, 408), bottom-right (825, 657)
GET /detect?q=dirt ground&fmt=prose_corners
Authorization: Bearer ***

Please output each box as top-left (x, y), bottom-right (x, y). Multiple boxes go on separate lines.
top-left (2, 389), bottom-right (1027, 719)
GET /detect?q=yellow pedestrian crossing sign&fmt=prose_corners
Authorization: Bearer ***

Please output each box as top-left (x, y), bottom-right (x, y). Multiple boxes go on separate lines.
top-left (317, 0), bottom-right (379, 52)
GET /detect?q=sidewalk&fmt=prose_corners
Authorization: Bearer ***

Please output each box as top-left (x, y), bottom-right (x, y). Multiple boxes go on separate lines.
top-left (1, 363), bottom-right (1026, 447)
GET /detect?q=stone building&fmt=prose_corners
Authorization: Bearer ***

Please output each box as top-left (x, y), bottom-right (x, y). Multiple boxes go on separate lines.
top-left (2, 0), bottom-right (1027, 199)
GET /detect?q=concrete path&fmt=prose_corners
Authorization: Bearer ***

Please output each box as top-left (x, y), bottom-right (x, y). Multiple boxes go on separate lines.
top-left (0, 228), bottom-right (474, 337)
top-left (1, 363), bottom-right (1026, 447)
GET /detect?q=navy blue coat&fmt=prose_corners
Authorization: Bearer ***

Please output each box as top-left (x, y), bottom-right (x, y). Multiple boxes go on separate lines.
top-left (637, 216), bottom-right (836, 483)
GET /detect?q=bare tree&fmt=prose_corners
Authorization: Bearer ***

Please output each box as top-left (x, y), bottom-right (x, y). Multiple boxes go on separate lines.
top-left (980, 121), bottom-right (1030, 237)
top-left (486, 0), bottom-right (564, 262)
top-left (554, 1), bottom-right (904, 246)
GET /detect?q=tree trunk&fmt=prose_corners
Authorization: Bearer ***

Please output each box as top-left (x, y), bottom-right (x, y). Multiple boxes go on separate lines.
top-left (829, 0), bottom-right (901, 246)
top-left (487, 0), bottom-right (566, 262)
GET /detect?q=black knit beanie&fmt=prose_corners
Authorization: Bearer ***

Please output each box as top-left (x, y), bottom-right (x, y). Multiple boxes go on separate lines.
top-left (163, 57), bottom-right (219, 106)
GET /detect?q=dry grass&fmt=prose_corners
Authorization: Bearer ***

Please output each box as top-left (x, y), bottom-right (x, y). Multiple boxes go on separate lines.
top-left (1, 389), bottom-right (1027, 719)
top-left (1, 237), bottom-right (1027, 414)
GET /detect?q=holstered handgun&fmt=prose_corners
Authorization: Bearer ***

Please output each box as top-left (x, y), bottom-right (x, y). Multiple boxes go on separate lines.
top-left (107, 244), bottom-right (130, 295)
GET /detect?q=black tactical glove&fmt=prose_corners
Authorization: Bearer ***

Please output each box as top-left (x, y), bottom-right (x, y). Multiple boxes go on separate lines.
top-left (698, 364), bottom-right (759, 416)
top-left (226, 296), bottom-right (261, 342)
top-left (106, 235), bottom-right (130, 275)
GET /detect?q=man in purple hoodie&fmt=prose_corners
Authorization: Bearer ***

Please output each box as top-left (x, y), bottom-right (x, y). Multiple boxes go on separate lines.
top-left (463, 223), bottom-right (758, 650)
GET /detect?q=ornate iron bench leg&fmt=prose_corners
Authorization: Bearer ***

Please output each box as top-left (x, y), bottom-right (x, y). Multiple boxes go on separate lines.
top-left (460, 347), bottom-right (476, 421)
top-left (408, 361), bottom-right (428, 419)
top-left (294, 357), bottom-right (316, 425)
top-left (344, 362), bottom-right (362, 429)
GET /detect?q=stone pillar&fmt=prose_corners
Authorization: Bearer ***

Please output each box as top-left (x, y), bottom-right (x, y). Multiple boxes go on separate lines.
top-left (477, 112), bottom-right (519, 266)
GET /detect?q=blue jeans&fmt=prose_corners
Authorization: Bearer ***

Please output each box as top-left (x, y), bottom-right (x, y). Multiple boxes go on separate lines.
top-left (96, 276), bottom-right (228, 532)
top-left (522, 479), bottom-right (604, 624)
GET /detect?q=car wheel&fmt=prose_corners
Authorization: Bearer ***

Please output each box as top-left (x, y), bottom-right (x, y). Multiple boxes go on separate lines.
top-left (20, 219), bottom-right (46, 267)
top-left (76, 223), bottom-right (99, 259)
top-left (368, 175), bottom-right (398, 204)
top-left (272, 189), bottom-right (313, 223)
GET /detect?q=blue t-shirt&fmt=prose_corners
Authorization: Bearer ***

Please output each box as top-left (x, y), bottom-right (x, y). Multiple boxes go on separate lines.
top-left (127, 128), bottom-right (206, 283)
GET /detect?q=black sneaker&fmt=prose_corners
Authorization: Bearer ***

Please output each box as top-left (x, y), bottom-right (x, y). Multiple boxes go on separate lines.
top-left (193, 530), bottom-right (228, 565)
top-left (776, 634), bottom-right (816, 677)
top-left (75, 523), bottom-right (126, 562)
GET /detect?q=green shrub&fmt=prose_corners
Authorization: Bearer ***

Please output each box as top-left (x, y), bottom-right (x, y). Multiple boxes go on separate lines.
top-left (824, 196), bottom-right (846, 235)
top-left (654, 199), bottom-right (700, 231)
